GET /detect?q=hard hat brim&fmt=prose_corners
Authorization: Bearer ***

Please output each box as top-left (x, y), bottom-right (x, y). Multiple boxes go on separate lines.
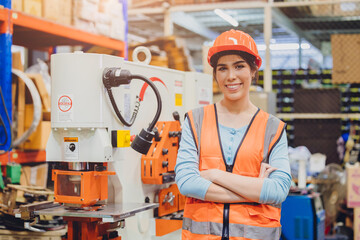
top-left (208, 45), bottom-right (262, 68)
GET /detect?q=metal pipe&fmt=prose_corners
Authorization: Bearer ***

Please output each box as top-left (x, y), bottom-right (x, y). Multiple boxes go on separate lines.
top-left (68, 162), bottom-right (88, 171)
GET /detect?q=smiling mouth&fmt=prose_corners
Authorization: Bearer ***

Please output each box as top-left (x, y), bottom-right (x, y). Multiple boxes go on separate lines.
top-left (226, 83), bottom-right (243, 89)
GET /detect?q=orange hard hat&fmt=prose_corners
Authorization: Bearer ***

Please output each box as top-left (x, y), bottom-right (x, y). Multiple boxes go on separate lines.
top-left (208, 29), bottom-right (262, 68)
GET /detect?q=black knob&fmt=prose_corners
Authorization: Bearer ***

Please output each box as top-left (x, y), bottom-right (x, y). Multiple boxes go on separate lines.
top-left (162, 148), bottom-right (169, 155)
top-left (162, 161), bottom-right (168, 167)
top-left (173, 111), bottom-right (180, 121)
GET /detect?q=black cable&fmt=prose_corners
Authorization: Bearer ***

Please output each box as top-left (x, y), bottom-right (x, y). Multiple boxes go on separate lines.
top-left (0, 85), bottom-right (12, 153)
top-left (130, 74), bottom-right (162, 131)
top-left (106, 88), bottom-right (139, 127)
top-left (105, 72), bottom-right (162, 132)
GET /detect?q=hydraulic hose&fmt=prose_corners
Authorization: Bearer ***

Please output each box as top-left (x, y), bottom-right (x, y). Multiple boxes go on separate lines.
top-left (103, 68), bottom-right (162, 132)
top-left (103, 68), bottom-right (163, 154)
top-left (130, 74), bottom-right (162, 132)
top-left (106, 88), bottom-right (139, 127)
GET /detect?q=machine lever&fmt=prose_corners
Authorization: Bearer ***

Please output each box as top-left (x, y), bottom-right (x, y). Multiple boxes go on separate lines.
top-left (163, 192), bottom-right (175, 206)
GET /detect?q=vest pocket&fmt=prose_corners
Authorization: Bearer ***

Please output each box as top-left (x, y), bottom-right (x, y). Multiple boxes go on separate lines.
top-left (245, 205), bottom-right (279, 225)
top-left (200, 156), bottom-right (222, 170)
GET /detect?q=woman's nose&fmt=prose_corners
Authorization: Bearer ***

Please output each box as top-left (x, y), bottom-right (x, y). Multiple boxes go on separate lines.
top-left (228, 68), bottom-right (236, 80)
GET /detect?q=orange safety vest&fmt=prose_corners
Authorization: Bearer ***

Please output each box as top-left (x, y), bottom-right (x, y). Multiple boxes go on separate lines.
top-left (182, 104), bottom-right (286, 240)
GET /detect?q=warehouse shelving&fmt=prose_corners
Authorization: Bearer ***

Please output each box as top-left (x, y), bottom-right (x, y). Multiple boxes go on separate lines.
top-left (0, 4), bottom-right (127, 163)
top-left (277, 113), bottom-right (360, 119)
top-left (0, 8), bottom-right (126, 53)
top-left (0, 150), bottom-right (46, 165)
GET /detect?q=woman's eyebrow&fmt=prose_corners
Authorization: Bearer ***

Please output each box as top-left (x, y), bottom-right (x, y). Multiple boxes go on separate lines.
top-left (233, 60), bottom-right (246, 65)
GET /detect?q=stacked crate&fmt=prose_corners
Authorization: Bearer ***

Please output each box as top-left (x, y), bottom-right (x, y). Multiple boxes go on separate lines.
top-left (12, 0), bottom-right (72, 26)
top-left (73, 0), bottom-right (125, 40)
top-left (130, 36), bottom-right (194, 71)
top-left (11, 0), bottom-right (125, 40)
top-left (163, 37), bottom-right (194, 71)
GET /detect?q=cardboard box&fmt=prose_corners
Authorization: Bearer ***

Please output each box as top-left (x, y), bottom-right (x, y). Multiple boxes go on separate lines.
top-left (11, 0), bottom-right (23, 11)
top-left (73, 17), bottom-right (96, 33)
top-left (22, 104), bottom-right (51, 150)
top-left (20, 164), bottom-right (48, 188)
top-left (333, 2), bottom-right (360, 16)
top-left (331, 34), bottom-right (360, 84)
top-left (347, 165), bottom-right (360, 208)
top-left (42, 0), bottom-right (60, 22)
top-left (73, 0), bottom-right (98, 22)
top-left (23, 120), bottom-right (51, 150)
top-left (310, 0), bottom-right (333, 16)
top-left (23, 0), bottom-right (42, 17)
top-left (95, 22), bottom-right (111, 37)
top-left (355, 208), bottom-right (360, 240)
top-left (57, 0), bottom-right (72, 25)
top-left (110, 17), bottom-right (125, 40)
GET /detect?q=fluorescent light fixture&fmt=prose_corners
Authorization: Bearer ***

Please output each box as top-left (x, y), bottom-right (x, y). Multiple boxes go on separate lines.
top-left (257, 43), bottom-right (312, 51)
top-left (270, 43), bottom-right (299, 50)
top-left (214, 9), bottom-right (239, 27)
top-left (257, 45), bottom-right (266, 51)
top-left (300, 43), bottom-right (311, 49)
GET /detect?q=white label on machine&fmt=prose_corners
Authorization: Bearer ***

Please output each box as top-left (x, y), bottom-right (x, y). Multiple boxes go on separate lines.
top-left (64, 137), bottom-right (79, 160)
top-left (174, 80), bottom-right (183, 106)
top-left (198, 87), bottom-right (211, 106)
top-left (57, 95), bottom-right (74, 122)
top-left (124, 93), bottom-right (131, 124)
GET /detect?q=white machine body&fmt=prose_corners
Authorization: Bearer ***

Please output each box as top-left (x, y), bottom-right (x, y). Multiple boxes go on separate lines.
top-left (46, 52), bottom-right (212, 239)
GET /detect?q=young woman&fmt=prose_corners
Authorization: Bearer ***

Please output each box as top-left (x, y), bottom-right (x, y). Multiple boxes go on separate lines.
top-left (175, 29), bottom-right (292, 240)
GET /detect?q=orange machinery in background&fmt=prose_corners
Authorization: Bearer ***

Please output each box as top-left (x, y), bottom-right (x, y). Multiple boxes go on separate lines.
top-left (141, 116), bottom-right (186, 236)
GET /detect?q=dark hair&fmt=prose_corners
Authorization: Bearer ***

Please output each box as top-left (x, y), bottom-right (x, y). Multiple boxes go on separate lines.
top-left (212, 50), bottom-right (259, 84)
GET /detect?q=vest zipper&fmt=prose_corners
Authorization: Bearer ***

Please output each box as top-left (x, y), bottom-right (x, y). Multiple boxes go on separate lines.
top-left (221, 203), bottom-right (230, 240)
top-left (213, 105), bottom-right (260, 239)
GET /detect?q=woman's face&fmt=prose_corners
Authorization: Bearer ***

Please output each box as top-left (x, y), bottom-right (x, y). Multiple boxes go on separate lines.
top-left (215, 54), bottom-right (255, 102)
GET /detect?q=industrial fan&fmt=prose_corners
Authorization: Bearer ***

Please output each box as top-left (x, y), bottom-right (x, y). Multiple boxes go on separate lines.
top-left (314, 163), bottom-right (347, 227)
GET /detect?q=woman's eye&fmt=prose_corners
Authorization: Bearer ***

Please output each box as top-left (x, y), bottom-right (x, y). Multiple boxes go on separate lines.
top-left (235, 65), bottom-right (244, 69)
top-left (218, 67), bottom-right (226, 71)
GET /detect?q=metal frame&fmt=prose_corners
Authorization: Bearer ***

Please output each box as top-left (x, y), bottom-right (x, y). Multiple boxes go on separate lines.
top-left (0, 1), bottom-right (12, 152)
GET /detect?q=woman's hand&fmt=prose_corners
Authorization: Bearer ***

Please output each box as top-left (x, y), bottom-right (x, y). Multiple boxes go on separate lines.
top-left (258, 163), bottom-right (277, 178)
top-left (200, 169), bottom-right (222, 182)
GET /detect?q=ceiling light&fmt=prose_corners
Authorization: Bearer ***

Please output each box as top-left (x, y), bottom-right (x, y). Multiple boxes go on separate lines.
top-left (257, 43), bottom-right (312, 51)
top-left (214, 9), bottom-right (239, 27)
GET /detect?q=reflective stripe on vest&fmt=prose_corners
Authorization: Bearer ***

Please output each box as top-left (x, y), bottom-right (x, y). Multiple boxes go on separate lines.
top-left (183, 217), bottom-right (281, 240)
top-left (183, 104), bottom-right (285, 239)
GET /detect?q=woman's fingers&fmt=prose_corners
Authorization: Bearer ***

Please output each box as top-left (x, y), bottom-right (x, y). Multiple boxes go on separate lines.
top-left (263, 166), bottom-right (277, 178)
top-left (259, 163), bottom-right (277, 178)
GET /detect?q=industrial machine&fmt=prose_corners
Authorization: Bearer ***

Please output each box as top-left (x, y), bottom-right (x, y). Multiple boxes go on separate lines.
top-left (281, 193), bottom-right (326, 240)
top-left (17, 52), bottom-right (212, 239)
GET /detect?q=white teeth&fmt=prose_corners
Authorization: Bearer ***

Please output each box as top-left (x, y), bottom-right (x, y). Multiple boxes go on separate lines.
top-left (227, 85), bottom-right (240, 89)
